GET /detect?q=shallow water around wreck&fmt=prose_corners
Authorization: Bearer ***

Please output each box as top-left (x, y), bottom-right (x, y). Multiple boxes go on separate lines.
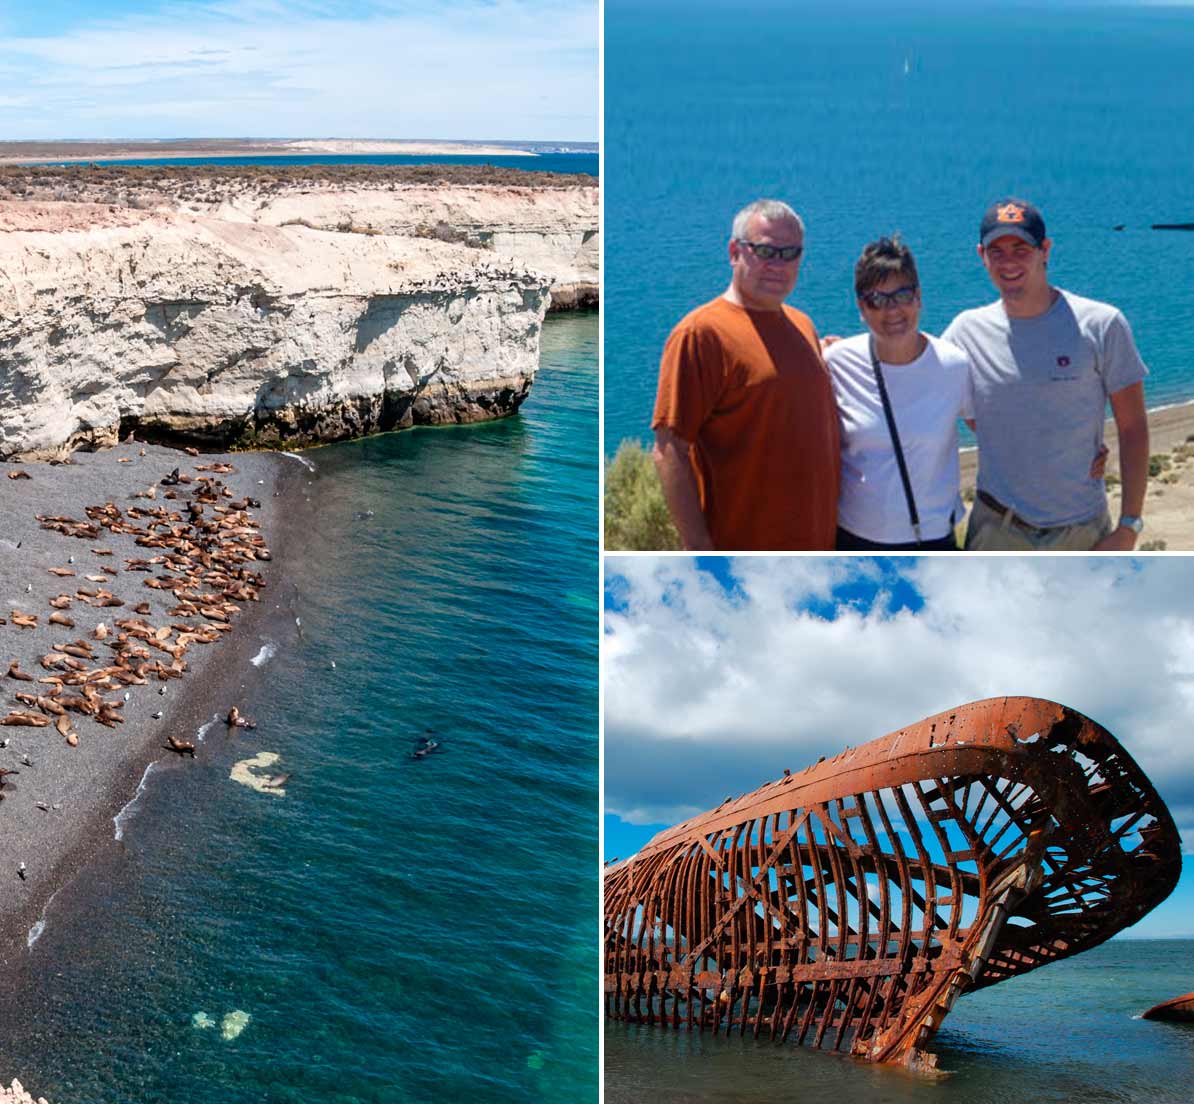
top-left (1, 313), bottom-right (598, 1103)
top-left (605, 939), bottom-right (1194, 1104)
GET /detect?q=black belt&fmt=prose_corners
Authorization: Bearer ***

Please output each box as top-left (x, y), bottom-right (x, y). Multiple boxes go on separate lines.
top-left (976, 490), bottom-right (1055, 535)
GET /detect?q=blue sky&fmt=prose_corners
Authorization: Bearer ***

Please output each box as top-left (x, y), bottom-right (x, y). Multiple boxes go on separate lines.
top-left (0, 1), bottom-right (596, 141)
top-left (605, 557), bottom-right (1194, 938)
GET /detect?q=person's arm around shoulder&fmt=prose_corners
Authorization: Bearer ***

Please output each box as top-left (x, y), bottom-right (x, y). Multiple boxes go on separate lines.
top-left (939, 325), bottom-right (977, 432)
top-left (652, 427), bottom-right (714, 551)
top-left (1093, 381), bottom-right (1148, 551)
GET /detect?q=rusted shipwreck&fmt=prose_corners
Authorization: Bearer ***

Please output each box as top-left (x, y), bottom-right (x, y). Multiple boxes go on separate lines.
top-left (604, 697), bottom-right (1180, 1070)
top-left (1142, 992), bottom-right (1194, 1022)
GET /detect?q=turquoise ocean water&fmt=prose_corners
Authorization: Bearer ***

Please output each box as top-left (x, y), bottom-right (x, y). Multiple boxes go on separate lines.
top-left (53, 153), bottom-right (597, 176)
top-left (604, 0), bottom-right (1194, 454)
top-left (607, 939), bottom-right (1194, 1104)
top-left (0, 313), bottom-right (598, 1103)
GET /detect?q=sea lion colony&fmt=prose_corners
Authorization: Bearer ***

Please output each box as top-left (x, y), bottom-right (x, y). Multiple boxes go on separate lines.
top-left (0, 458), bottom-right (269, 787)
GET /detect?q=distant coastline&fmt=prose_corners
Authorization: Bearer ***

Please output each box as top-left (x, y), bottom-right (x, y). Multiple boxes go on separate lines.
top-left (0, 137), bottom-right (597, 167)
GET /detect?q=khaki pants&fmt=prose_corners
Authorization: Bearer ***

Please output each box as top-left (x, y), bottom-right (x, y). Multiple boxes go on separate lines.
top-left (964, 495), bottom-right (1113, 552)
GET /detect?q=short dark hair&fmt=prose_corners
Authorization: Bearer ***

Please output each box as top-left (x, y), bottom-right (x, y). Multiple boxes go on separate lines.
top-left (854, 234), bottom-right (919, 298)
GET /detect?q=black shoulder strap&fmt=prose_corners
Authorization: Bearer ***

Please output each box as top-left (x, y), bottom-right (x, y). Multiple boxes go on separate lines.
top-left (868, 337), bottom-right (922, 545)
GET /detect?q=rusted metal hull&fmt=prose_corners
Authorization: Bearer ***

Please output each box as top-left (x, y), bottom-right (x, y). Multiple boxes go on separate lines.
top-left (604, 698), bottom-right (1181, 1070)
top-left (1142, 992), bottom-right (1194, 1022)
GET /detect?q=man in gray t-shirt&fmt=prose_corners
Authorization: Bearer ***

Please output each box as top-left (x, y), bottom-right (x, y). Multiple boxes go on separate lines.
top-left (943, 198), bottom-right (1149, 552)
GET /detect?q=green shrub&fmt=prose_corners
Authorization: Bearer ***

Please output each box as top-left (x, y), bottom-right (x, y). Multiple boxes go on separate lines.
top-left (604, 440), bottom-right (680, 551)
top-left (1148, 453), bottom-right (1172, 478)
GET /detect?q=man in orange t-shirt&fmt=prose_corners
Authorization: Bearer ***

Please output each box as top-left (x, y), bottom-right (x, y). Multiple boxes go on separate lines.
top-left (652, 199), bottom-right (840, 550)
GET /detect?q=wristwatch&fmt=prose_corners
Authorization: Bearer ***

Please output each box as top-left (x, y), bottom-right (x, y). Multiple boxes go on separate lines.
top-left (1118, 515), bottom-right (1144, 535)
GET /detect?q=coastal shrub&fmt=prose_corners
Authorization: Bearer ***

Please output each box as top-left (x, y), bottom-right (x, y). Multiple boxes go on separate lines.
top-left (604, 440), bottom-right (680, 551)
top-left (1148, 453), bottom-right (1172, 478)
top-left (1140, 539), bottom-right (1168, 551)
top-left (1105, 472), bottom-right (1121, 488)
top-left (410, 221), bottom-right (487, 249)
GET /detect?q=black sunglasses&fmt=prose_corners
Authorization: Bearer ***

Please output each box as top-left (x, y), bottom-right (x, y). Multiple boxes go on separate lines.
top-left (737, 240), bottom-right (804, 262)
top-left (859, 285), bottom-right (918, 309)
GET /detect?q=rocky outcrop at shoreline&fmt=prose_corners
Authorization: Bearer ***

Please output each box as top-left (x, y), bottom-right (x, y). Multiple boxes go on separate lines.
top-left (0, 1079), bottom-right (49, 1104)
top-left (0, 201), bottom-right (550, 459)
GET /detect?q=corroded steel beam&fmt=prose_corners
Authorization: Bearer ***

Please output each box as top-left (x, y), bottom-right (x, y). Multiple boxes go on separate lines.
top-left (604, 697), bottom-right (1181, 1070)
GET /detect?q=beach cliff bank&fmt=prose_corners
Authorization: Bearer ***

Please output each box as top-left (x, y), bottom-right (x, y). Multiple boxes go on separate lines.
top-left (0, 165), bottom-right (597, 459)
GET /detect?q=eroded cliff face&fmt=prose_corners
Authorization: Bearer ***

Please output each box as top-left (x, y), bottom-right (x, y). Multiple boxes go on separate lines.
top-left (207, 184), bottom-right (598, 310)
top-left (0, 202), bottom-right (549, 460)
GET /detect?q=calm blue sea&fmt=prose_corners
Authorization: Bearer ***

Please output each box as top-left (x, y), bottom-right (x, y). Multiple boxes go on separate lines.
top-left (606, 939), bottom-right (1194, 1104)
top-left (0, 313), bottom-right (598, 1104)
top-left (604, 0), bottom-right (1194, 454)
top-left (58, 153), bottom-right (598, 176)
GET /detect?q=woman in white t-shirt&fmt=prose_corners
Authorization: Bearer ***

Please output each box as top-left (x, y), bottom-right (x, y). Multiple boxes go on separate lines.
top-left (825, 236), bottom-right (973, 551)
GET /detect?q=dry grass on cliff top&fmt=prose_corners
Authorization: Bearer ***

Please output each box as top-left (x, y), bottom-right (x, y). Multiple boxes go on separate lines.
top-left (0, 162), bottom-right (594, 205)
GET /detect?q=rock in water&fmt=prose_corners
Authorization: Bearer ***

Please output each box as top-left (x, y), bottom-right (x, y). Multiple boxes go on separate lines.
top-left (221, 1009), bottom-right (251, 1040)
top-left (230, 751), bottom-right (287, 796)
top-left (191, 1011), bottom-right (216, 1030)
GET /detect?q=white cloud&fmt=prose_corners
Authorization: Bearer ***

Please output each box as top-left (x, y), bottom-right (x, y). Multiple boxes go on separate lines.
top-left (604, 557), bottom-right (1194, 860)
top-left (0, 1), bottom-right (596, 139)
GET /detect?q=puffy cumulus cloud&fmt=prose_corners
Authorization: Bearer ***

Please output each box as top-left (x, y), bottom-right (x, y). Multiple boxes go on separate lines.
top-left (604, 557), bottom-right (1194, 857)
top-left (0, 1), bottom-right (596, 140)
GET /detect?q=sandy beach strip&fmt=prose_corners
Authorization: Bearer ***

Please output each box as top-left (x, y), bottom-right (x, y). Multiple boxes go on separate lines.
top-left (959, 399), bottom-right (1194, 549)
top-left (0, 139), bottom-right (538, 166)
top-left (0, 442), bottom-right (306, 968)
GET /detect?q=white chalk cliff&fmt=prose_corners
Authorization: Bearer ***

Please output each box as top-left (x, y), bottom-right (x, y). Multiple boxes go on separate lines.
top-left (0, 202), bottom-right (552, 459)
top-left (206, 183), bottom-right (598, 310)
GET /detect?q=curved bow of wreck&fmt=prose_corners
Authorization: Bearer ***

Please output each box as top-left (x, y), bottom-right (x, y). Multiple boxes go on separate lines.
top-left (604, 697), bottom-right (1181, 1071)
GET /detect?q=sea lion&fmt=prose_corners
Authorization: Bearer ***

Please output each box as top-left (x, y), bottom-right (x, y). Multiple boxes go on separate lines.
top-left (2, 712), bottom-right (51, 727)
top-left (11, 612), bottom-right (37, 628)
top-left (226, 706), bottom-right (256, 729)
top-left (6, 470), bottom-right (31, 480)
top-left (165, 735), bottom-right (196, 757)
top-left (49, 594), bottom-right (73, 609)
top-left (48, 612), bottom-right (75, 628)
top-left (47, 566), bottom-right (75, 577)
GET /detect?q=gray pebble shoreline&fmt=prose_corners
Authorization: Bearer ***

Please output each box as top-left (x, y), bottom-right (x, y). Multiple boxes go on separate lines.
top-left (0, 441), bottom-right (308, 989)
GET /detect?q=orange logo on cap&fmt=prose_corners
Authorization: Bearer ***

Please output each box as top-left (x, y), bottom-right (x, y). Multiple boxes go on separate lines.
top-left (997, 203), bottom-right (1026, 223)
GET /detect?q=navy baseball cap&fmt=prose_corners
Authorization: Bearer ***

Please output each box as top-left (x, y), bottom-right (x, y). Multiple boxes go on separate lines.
top-left (979, 198), bottom-right (1047, 249)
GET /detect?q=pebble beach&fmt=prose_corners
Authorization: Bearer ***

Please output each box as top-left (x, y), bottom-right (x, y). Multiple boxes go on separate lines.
top-left (0, 442), bottom-right (303, 972)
